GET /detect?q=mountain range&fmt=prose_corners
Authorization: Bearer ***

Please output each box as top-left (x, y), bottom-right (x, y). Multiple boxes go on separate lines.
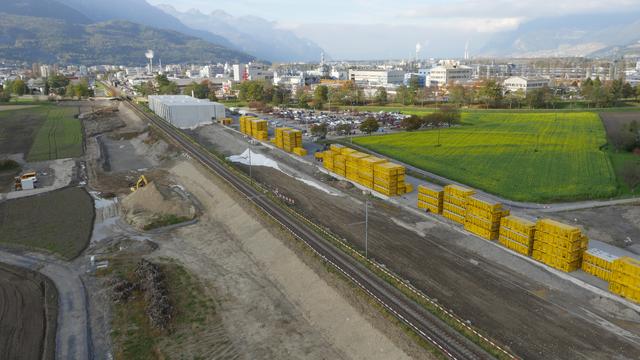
top-left (156, 5), bottom-right (324, 63)
top-left (0, 0), bottom-right (254, 65)
top-left (478, 11), bottom-right (640, 58)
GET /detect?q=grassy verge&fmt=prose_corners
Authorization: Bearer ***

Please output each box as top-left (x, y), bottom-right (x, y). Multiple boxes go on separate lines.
top-left (106, 258), bottom-right (221, 360)
top-left (143, 214), bottom-right (192, 231)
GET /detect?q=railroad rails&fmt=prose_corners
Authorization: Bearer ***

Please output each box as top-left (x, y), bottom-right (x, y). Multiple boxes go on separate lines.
top-left (122, 95), bottom-right (510, 360)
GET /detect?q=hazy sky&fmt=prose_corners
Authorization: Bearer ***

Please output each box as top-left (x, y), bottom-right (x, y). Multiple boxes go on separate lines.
top-left (148, 0), bottom-right (640, 59)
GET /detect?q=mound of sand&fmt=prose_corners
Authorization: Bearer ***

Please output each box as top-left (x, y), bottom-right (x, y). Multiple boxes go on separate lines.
top-left (121, 182), bottom-right (196, 229)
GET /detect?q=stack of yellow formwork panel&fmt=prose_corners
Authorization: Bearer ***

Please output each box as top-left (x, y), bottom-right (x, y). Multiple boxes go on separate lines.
top-left (282, 129), bottom-right (302, 152)
top-left (582, 248), bottom-right (618, 282)
top-left (609, 257), bottom-right (640, 303)
top-left (346, 152), bottom-right (369, 182)
top-left (341, 147), bottom-right (357, 156)
top-left (417, 185), bottom-right (443, 214)
top-left (442, 185), bottom-right (475, 224)
top-left (499, 216), bottom-right (536, 256)
top-left (293, 147), bottom-right (307, 156)
top-left (323, 150), bottom-right (335, 171)
top-left (334, 154), bottom-right (347, 176)
top-left (358, 156), bottom-right (387, 189)
top-left (239, 116), bottom-right (256, 134)
top-left (464, 196), bottom-right (506, 240)
top-left (404, 183), bottom-right (413, 194)
top-left (275, 128), bottom-right (291, 149)
top-left (532, 219), bottom-right (588, 272)
top-left (251, 119), bottom-right (268, 141)
top-left (373, 162), bottom-right (404, 196)
top-left (330, 144), bottom-right (345, 153)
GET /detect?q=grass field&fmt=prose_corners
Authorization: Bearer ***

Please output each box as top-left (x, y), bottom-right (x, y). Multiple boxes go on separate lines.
top-left (354, 112), bottom-right (617, 202)
top-left (27, 107), bottom-right (83, 162)
top-left (0, 106), bottom-right (48, 155)
top-left (0, 187), bottom-right (94, 259)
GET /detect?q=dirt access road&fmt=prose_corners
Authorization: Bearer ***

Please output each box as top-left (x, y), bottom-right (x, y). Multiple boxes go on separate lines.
top-left (0, 263), bottom-right (56, 360)
top-left (0, 249), bottom-right (91, 360)
top-left (193, 122), bottom-right (640, 359)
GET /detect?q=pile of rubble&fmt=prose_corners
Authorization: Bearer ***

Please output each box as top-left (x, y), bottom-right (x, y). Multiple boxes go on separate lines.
top-left (108, 259), bottom-right (173, 330)
top-left (135, 259), bottom-right (173, 329)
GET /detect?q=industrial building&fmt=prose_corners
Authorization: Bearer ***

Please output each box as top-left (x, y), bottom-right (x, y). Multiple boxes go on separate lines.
top-left (503, 76), bottom-right (550, 94)
top-left (348, 69), bottom-right (406, 86)
top-left (148, 95), bottom-right (225, 129)
top-left (428, 63), bottom-right (473, 85)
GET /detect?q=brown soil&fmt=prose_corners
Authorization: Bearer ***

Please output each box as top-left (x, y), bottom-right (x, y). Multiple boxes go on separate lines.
top-left (245, 164), bottom-right (640, 360)
top-left (0, 263), bottom-right (57, 360)
top-left (121, 181), bottom-right (196, 229)
top-left (0, 107), bottom-right (46, 156)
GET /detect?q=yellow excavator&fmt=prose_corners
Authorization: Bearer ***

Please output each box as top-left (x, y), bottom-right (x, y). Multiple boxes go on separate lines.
top-left (130, 175), bottom-right (148, 192)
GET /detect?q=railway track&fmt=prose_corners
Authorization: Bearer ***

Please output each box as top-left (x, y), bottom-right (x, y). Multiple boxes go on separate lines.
top-left (124, 98), bottom-right (507, 360)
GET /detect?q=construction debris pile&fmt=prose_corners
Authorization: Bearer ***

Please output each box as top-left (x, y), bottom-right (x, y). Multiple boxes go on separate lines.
top-left (320, 144), bottom-right (411, 196)
top-left (108, 260), bottom-right (173, 329)
top-left (136, 259), bottom-right (173, 329)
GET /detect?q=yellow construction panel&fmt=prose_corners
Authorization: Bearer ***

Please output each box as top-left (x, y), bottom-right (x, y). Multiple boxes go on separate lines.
top-left (293, 147), bottom-right (307, 156)
top-left (465, 213), bottom-right (500, 231)
top-left (418, 200), bottom-right (442, 214)
top-left (582, 262), bottom-right (613, 282)
top-left (443, 210), bottom-right (465, 224)
top-left (609, 281), bottom-right (640, 303)
top-left (613, 257), bottom-right (640, 278)
top-left (330, 144), bottom-right (346, 152)
top-left (467, 196), bottom-right (502, 213)
top-left (498, 236), bottom-right (532, 256)
top-left (465, 221), bottom-right (499, 240)
top-left (444, 194), bottom-right (468, 208)
top-left (443, 202), bottom-right (466, 217)
top-left (536, 219), bottom-right (582, 241)
top-left (466, 205), bottom-right (503, 223)
top-left (444, 184), bottom-right (475, 198)
top-left (418, 185), bottom-right (443, 198)
top-left (501, 216), bottom-right (536, 237)
top-left (499, 227), bottom-right (534, 246)
top-left (583, 249), bottom-right (617, 271)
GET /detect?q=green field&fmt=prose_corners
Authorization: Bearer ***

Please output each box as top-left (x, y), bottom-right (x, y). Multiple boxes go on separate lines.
top-left (27, 107), bottom-right (83, 162)
top-left (354, 112), bottom-right (617, 202)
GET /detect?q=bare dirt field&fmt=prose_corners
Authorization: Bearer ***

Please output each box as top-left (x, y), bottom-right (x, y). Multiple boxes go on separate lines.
top-left (0, 263), bottom-right (57, 360)
top-left (0, 187), bottom-right (94, 259)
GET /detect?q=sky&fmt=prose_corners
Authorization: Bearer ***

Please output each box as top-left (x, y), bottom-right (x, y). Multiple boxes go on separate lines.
top-left (147, 0), bottom-right (640, 59)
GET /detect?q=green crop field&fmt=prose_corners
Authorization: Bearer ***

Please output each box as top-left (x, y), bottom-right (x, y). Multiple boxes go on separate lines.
top-left (354, 112), bottom-right (617, 202)
top-left (27, 107), bottom-right (83, 161)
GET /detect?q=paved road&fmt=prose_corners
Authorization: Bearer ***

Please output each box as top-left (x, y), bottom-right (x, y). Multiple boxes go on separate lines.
top-left (341, 140), bottom-right (640, 212)
top-left (0, 249), bottom-right (91, 360)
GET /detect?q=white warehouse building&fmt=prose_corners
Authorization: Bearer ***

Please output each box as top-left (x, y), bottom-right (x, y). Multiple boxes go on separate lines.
top-left (503, 76), bottom-right (550, 94)
top-left (148, 95), bottom-right (225, 129)
top-left (348, 69), bottom-right (406, 86)
top-left (428, 63), bottom-right (473, 85)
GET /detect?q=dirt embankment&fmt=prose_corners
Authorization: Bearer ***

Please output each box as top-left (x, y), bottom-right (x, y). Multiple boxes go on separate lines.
top-left (0, 263), bottom-right (58, 360)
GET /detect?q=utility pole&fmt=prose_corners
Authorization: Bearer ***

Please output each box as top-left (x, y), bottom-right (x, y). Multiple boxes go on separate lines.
top-left (365, 200), bottom-right (369, 259)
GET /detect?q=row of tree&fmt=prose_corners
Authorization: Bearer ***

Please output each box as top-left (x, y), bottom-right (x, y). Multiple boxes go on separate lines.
top-left (3, 74), bottom-right (94, 98)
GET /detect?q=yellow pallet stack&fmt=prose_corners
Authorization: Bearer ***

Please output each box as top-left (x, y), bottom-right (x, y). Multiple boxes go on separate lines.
top-left (358, 156), bottom-right (387, 189)
top-left (282, 129), bottom-right (302, 152)
top-left (417, 185), bottom-right (443, 214)
top-left (334, 154), bottom-right (347, 176)
top-left (346, 152), bottom-right (369, 182)
top-left (330, 144), bottom-right (345, 153)
top-left (323, 150), bottom-right (335, 171)
top-left (499, 216), bottom-right (536, 256)
top-left (293, 147), bottom-right (307, 156)
top-left (250, 119), bottom-right (268, 141)
top-left (442, 185), bottom-right (475, 224)
top-left (239, 116), bottom-right (256, 135)
top-left (582, 248), bottom-right (618, 282)
top-left (609, 257), bottom-right (640, 304)
top-left (532, 219), bottom-right (588, 272)
top-left (275, 127), bottom-right (291, 149)
top-left (373, 162), bottom-right (405, 196)
top-left (464, 196), bottom-right (505, 241)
